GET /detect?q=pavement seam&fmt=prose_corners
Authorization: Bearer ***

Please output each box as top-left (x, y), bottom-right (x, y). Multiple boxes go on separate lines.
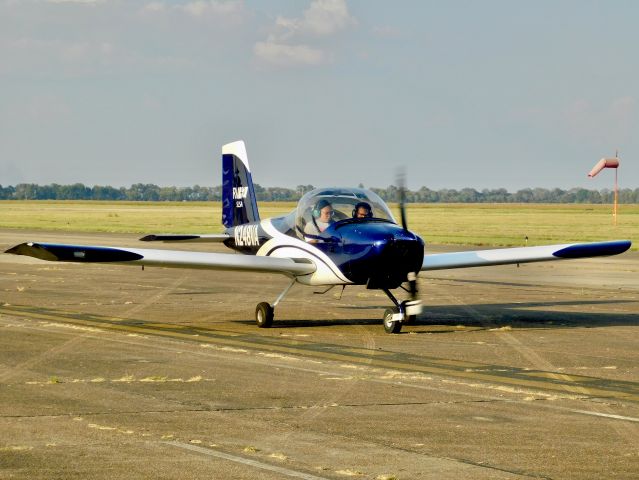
top-left (165, 441), bottom-right (334, 480)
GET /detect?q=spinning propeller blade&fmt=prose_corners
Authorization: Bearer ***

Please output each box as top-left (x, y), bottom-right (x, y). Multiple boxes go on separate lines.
top-left (397, 167), bottom-right (408, 231)
top-left (396, 167), bottom-right (419, 302)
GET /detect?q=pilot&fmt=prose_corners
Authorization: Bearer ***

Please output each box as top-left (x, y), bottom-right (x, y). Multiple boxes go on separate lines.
top-left (353, 201), bottom-right (373, 219)
top-left (304, 199), bottom-right (335, 243)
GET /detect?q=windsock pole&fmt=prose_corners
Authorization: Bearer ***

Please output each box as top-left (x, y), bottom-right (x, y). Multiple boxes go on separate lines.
top-left (588, 155), bottom-right (620, 226)
top-left (614, 166), bottom-right (618, 226)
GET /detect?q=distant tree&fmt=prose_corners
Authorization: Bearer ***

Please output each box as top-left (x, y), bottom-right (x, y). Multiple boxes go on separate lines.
top-left (574, 188), bottom-right (592, 203)
top-left (93, 185), bottom-right (124, 200)
top-left (14, 184), bottom-right (40, 200)
top-left (296, 185), bottom-right (314, 197)
top-left (459, 188), bottom-right (480, 203)
top-left (514, 188), bottom-right (533, 203)
top-left (414, 186), bottom-right (437, 202)
top-left (0, 185), bottom-right (16, 199)
top-left (1, 182), bottom-right (638, 204)
top-left (126, 183), bottom-right (160, 201)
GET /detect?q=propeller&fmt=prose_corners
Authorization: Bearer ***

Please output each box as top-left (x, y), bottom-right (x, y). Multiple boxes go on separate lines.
top-left (396, 168), bottom-right (419, 314)
top-left (397, 166), bottom-right (408, 231)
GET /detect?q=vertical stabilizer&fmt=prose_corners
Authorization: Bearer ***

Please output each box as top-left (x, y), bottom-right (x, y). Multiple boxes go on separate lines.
top-left (222, 141), bottom-right (260, 228)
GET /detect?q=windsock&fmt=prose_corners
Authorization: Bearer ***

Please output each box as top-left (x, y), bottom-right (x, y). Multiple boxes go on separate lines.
top-left (588, 158), bottom-right (619, 177)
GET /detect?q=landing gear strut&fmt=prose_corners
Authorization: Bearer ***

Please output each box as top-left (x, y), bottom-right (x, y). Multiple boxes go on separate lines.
top-left (254, 278), bottom-right (296, 328)
top-left (381, 288), bottom-right (422, 334)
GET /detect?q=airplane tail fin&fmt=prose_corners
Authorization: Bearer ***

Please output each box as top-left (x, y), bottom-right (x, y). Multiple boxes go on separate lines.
top-left (222, 140), bottom-right (260, 228)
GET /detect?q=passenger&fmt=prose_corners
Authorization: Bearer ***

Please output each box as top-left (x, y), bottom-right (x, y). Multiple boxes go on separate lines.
top-left (353, 201), bottom-right (373, 219)
top-left (304, 199), bottom-right (335, 243)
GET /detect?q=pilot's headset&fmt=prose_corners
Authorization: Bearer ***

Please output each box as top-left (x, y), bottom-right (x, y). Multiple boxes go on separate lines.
top-left (352, 201), bottom-right (373, 218)
top-left (312, 199), bottom-right (333, 218)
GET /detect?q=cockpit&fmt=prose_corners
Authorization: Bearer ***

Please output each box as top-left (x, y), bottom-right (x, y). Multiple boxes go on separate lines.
top-left (295, 188), bottom-right (396, 241)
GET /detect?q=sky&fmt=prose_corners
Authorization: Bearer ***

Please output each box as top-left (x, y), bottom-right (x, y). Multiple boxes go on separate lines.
top-left (1, 0), bottom-right (638, 191)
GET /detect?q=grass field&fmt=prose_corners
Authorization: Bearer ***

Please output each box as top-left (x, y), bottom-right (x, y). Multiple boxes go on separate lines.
top-left (1, 200), bottom-right (636, 250)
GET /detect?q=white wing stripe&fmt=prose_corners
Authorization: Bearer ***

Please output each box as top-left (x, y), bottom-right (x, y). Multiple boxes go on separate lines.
top-left (258, 219), bottom-right (351, 283)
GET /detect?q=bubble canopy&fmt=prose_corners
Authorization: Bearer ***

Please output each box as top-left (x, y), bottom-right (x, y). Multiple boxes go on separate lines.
top-left (296, 187), bottom-right (396, 239)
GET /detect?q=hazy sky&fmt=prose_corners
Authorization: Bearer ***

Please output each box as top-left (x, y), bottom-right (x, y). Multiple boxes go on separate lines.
top-left (1, 0), bottom-right (637, 190)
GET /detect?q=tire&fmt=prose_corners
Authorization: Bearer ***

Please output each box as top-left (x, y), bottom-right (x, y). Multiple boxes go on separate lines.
top-left (255, 302), bottom-right (274, 328)
top-left (383, 308), bottom-right (402, 334)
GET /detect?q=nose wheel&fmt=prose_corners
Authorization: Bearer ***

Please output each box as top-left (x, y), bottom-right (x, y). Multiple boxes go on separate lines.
top-left (381, 288), bottom-right (422, 334)
top-left (383, 308), bottom-right (402, 334)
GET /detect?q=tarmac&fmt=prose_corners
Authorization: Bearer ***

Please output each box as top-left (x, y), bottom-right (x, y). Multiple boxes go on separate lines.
top-left (1, 229), bottom-right (638, 479)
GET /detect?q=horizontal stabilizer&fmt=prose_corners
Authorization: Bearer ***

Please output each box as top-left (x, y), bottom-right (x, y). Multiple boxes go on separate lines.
top-left (140, 234), bottom-right (230, 243)
top-left (422, 240), bottom-right (631, 271)
top-left (5, 242), bottom-right (316, 276)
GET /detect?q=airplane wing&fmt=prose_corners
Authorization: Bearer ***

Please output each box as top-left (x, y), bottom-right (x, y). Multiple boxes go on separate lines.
top-left (139, 234), bottom-right (230, 243)
top-left (422, 240), bottom-right (631, 271)
top-left (5, 242), bottom-right (315, 276)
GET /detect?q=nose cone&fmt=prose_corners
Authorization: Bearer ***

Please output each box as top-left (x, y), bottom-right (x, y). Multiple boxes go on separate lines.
top-left (338, 222), bottom-right (424, 288)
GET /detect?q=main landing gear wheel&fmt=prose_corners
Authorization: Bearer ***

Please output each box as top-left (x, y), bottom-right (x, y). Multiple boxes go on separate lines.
top-left (255, 302), bottom-right (274, 328)
top-left (383, 308), bottom-right (402, 334)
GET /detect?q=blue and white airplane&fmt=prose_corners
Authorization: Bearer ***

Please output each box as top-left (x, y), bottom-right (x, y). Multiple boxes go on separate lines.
top-left (5, 141), bottom-right (632, 333)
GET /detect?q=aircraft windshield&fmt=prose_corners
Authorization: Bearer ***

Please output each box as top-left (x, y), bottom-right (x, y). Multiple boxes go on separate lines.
top-left (296, 188), bottom-right (396, 240)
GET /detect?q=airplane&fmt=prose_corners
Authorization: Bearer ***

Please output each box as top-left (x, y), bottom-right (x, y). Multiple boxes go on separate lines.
top-left (5, 141), bottom-right (632, 334)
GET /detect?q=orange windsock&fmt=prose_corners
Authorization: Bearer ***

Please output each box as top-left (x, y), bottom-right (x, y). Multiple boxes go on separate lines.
top-left (588, 158), bottom-right (619, 177)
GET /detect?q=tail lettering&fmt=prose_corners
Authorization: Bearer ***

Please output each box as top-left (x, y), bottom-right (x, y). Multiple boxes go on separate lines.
top-left (222, 141), bottom-right (260, 228)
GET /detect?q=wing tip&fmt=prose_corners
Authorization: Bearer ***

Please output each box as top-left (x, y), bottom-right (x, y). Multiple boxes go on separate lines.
top-left (5, 242), bottom-right (59, 261)
top-left (553, 240), bottom-right (631, 259)
top-left (5, 243), bottom-right (143, 263)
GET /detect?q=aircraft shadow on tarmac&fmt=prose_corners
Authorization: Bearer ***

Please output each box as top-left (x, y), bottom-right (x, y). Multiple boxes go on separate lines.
top-left (234, 298), bottom-right (639, 331)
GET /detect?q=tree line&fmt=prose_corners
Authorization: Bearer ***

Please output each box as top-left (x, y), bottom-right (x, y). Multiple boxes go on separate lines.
top-left (1, 183), bottom-right (638, 203)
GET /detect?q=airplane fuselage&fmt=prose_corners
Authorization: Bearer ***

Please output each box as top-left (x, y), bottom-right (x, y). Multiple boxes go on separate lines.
top-left (224, 213), bottom-right (425, 288)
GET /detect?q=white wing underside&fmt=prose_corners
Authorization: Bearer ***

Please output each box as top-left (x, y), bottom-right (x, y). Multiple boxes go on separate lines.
top-left (5, 242), bottom-right (316, 277)
top-left (421, 241), bottom-right (630, 271)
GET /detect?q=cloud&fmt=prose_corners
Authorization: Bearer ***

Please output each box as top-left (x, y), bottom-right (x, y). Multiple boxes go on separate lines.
top-left (181, 0), bottom-right (243, 18)
top-left (140, 0), bottom-right (245, 22)
top-left (275, 0), bottom-right (356, 39)
top-left (0, 1), bottom-right (247, 77)
top-left (140, 2), bottom-right (166, 13)
top-left (45, 0), bottom-right (107, 4)
top-left (254, 0), bottom-right (356, 67)
top-left (253, 40), bottom-right (327, 67)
